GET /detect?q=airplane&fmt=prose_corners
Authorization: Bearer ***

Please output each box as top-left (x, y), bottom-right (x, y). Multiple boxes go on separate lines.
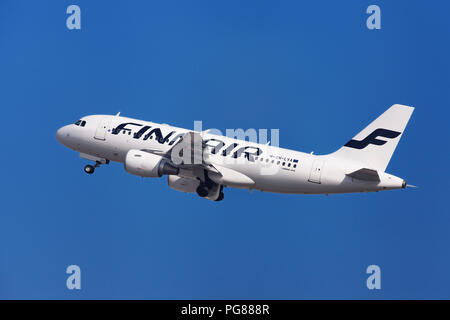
top-left (56, 104), bottom-right (414, 201)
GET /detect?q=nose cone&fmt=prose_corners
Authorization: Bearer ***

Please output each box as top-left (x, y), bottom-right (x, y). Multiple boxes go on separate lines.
top-left (56, 126), bottom-right (70, 146)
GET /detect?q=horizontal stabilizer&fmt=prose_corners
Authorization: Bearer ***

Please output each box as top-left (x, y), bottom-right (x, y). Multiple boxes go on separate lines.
top-left (346, 168), bottom-right (380, 182)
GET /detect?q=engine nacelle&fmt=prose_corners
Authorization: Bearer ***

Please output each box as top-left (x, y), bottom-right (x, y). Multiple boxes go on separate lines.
top-left (125, 149), bottom-right (179, 178)
top-left (167, 175), bottom-right (199, 193)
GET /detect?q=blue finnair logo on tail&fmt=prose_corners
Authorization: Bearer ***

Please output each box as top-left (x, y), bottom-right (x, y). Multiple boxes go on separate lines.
top-left (344, 128), bottom-right (401, 149)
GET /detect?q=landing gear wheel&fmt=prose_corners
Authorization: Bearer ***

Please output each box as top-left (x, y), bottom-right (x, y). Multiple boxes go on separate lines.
top-left (84, 165), bottom-right (95, 174)
top-left (215, 191), bottom-right (224, 202)
top-left (196, 185), bottom-right (209, 197)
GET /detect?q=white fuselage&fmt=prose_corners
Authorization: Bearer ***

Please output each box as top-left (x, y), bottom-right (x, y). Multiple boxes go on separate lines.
top-left (56, 114), bottom-right (406, 196)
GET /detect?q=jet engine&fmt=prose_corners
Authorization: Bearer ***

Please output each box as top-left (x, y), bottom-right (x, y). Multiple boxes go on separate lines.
top-left (124, 149), bottom-right (179, 177)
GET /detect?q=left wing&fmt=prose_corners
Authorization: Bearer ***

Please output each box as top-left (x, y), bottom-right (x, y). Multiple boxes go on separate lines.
top-left (142, 131), bottom-right (218, 173)
top-left (143, 131), bottom-right (254, 187)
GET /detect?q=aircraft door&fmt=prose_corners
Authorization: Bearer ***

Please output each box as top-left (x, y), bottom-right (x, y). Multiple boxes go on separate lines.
top-left (94, 117), bottom-right (110, 141)
top-left (308, 159), bottom-right (325, 184)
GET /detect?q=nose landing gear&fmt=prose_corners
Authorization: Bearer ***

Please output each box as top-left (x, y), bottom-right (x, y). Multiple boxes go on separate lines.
top-left (84, 164), bottom-right (95, 174)
top-left (83, 159), bottom-right (109, 175)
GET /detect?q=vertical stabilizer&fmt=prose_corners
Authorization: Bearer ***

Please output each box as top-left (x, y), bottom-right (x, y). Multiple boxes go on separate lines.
top-left (331, 104), bottom-right (414, 171)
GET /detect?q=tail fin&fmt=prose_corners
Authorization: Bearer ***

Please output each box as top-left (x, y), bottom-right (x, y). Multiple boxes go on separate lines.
top-left (331, 104), bottom-right (414, 172)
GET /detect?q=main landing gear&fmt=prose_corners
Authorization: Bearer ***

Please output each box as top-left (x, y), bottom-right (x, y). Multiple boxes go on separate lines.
top-left (216, 190), bottom-right (224, 202)
top-left (196, 182), bottom-right (225, 201)
top-left (196, 185), bottom-right (209, 197)
top-left (84, 159), bottom-right (109, 175)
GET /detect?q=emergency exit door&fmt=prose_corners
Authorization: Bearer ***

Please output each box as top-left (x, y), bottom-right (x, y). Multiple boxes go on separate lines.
top-left (308, 159), bottom-right (325, 184)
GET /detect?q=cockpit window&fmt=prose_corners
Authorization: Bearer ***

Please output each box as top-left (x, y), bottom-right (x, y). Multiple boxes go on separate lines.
top-left (81, 120), bottom-right (86, 127)
top-left (74, 120), bottom-right (87, 127)
top-left (74, 120), bottom-right (81, 126)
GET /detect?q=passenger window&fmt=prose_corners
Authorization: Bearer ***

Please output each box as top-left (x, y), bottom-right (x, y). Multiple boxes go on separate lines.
top-left (282, 162), bottom-right (285, 166)
top-left (293, 164), bottom-right (297, 168)
top-left (288, 163), bottom-right (291, 167)
top-left (277, 161), bottom-right (280, 165)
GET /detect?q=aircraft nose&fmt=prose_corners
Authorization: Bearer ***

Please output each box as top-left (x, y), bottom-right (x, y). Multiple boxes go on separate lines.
top-left (56, 126), bottom-right (70, 144)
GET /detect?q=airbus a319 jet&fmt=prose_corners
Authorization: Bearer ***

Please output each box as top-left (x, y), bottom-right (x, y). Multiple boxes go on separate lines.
top-left (56, 104), bottom-right (414, 201)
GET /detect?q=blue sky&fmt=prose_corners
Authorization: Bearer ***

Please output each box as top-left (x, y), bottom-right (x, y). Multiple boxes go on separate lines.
top-left (0, 0), bottom-right (449, 299)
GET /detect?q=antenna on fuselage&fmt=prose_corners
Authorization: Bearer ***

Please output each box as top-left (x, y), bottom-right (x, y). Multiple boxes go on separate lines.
top-left (115, 112), bottom-right (121, 117)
